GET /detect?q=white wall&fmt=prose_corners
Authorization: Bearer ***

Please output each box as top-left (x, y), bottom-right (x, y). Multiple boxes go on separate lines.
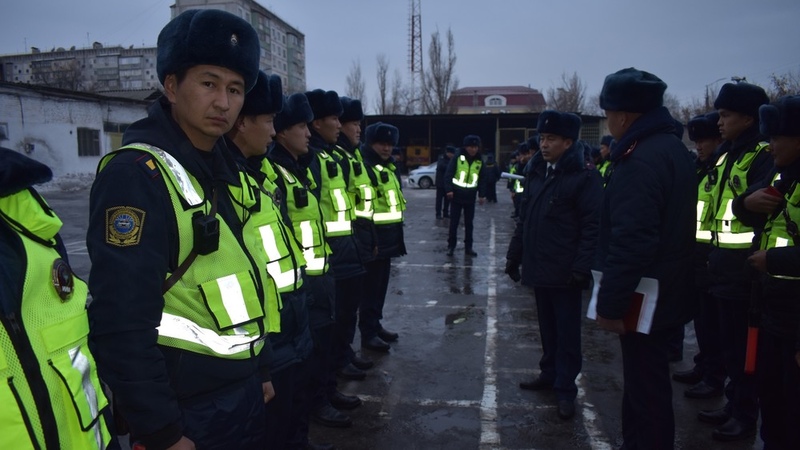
top-left (0, 86), bottom-right (147, 178)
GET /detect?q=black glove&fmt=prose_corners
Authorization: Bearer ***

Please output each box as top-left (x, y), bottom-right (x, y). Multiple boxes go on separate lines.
top-left (505, 260), bottom-right (521, 282)
top-left (567, 271), bottom-right (591, 290)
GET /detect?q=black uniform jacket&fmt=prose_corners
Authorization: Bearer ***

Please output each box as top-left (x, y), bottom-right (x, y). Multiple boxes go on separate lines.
top-left (707, 125), bottom-right (774, 300)
top-left (333, 135), bottom-right (377, 264)
top-left (733, 159), bottom-right (800, 343)
top-left (506, 142), bottom-right (602, 287)
top-left (595, 107), bottom-right (697, 332)
top-left (361, 145), bottom-right (407, 259)
top-left (694, 151), bottom-right (722, 289)
top-left (307, 133), bottom-right (364, 280)
top-left (86, 98), bottom-right (271, 448)
top-left (443, 149), bottom-right (488, 203)
top-left (435, 154), bottom-right (451, 188)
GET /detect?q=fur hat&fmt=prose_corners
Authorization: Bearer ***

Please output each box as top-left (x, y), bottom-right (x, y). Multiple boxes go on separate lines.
top-left (463, 135), bottom-right (481, 147)
top-left (600, 68), bottom-right (667, 113)
top-left (759, 95), bottom-right (800, 137)
top-left (240, 71), bottom-right (283, 117)
top-left (445, 145), bottom-right (457, 154)
top-left (517, 142), bottom-right (531, 154)
top-left (687, 112), bottom-right (721, 141)
top-left (600, 135), bottom-right (613, 147)
top-left (274, 93), bottom-right (313, 133)
top-left (157, 9), bottom-right (260, 92)
top-left (364, 122), bottom-right (399, 146)
top-left (305, 89), bottom-right (344, 120)
top-left (714, 82), bottom-right (770, 118)
top-left (537, 110), bottom-right (582, 141)
top-left (526, 134), bottom-right (540, 151)
top-left (339, 97), bottom-right (364, 123)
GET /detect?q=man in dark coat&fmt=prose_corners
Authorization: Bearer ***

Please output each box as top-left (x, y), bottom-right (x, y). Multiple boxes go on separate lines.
top-left (594, 68), bottom-right (696, 450)
top-left (505, 111), bottom-right (602, 420)
top-left (435, 146), bottom-right (455, 219)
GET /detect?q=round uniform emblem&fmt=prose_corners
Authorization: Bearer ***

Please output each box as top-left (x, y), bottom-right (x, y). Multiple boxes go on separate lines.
top-left (732, 175), bottom-right (741, 189)
top-left (106, 206), bottom-right (146, 247)
top-left (113, 213), bottom-right (135, 234)
top-left (52, 258), bottom-right (74, 301)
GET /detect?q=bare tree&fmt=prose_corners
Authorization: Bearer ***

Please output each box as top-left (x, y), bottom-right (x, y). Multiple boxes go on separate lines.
top-left (31, 58), bottom-right (84, 91)
top-left (375, 54), bottom-right (390, 114)
top-left (421, 28), bottom-right (459, 114)
top-left (674, 96), bottom-right (709, 124)
top-left (545, 71), bottom-right (586, 112)
top-left (389, 69), bottom-right (414, 114)
top-left (583, 93), bottom-right (603, 116)
top-left (345, 59), bottom-right (367, 106)
top-left (768, 70), bottom-right (800, 100)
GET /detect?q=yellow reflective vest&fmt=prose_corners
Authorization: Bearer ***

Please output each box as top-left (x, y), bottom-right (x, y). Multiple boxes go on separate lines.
top-left (0, 188), bottom-right (112, 450)
top-left (709, 142), bottom-right (769, 249)
top-left (334, 145), bottom-right (375, 220)
top-left (370, 162), bottom-right (406, 224)
top-left (315, 149), bottom-right (354, 236)
top-left (99, 143), bottom-right (275, 356)
top-left (452, 154), bottom-right (482, 189)
top-left (759, 172), bottom-right (800, 280)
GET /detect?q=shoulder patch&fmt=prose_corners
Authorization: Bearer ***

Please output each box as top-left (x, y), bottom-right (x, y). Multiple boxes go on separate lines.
top-left (135, 154), bottom-right (161, 179)
top-left (105, 206), bottom-right (146, 247)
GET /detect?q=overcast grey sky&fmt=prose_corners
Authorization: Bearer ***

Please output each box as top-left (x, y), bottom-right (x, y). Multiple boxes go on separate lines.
top-left (2, 0), bottom-right (799, 112)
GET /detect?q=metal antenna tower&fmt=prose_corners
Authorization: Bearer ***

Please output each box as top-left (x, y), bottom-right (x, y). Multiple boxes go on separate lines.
top-left (409, 0), bottom-right (423, 113)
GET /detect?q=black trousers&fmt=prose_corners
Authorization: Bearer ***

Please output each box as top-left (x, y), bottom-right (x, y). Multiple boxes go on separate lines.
top-left (533, 286), bottom-right (582, 401)
top-left (716, 295), bottom-right (759, 423)
top-left (757, 330), bottom-right (800, 449)
top-left (619, 326), bottom-right (679, 450)
top-left (178, 375), bottom-right (267, 450)
top-left (333, 274), bottom-right (365, 370)
top-left (264, 363), bottom-right (298, 449)
top-left (693, 288), bottom-right (726, 388)
top-left (435, 186), bottom-right (450, 217)
top-left (359, 258), bottom-right (392, 342)
top-left (286, 359), bottom-right (312, 449)
top-left (448, 200), bottom-right (475, 249)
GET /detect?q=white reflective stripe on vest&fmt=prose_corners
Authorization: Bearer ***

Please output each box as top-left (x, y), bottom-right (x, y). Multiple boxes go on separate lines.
top-left (68, 346), bottom-right (104, 450)
top-left (300, 220), bottom-right (325, 272)
top-left (130, 143), bottom-right (203, 206)
top-left (354, 185), bottom-right (373, 218)
top-left (158, 312), bottom-right (263, 355)
top-left (259, 225), bottom-right (298, 289)
top-left (696, 201), bottom-right (711, 242)
top-left (325, 188), bottom-right (352, 234)
top-left (696, 230), bottom-right (712, 242)
top-left (717, 231), bottom-right (755, 245)
top-left (373, 211), bottom-right (403, 222)
top-left (776, 237), bottom-right (790, 247)
top-left (216, 274), bottom-right (251, 325)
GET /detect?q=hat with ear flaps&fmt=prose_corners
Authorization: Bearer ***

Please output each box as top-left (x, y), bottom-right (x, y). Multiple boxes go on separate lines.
top-left (365, 122), bottom-right (399, 146)
top-left (714, 82), bottom-right (769, 118)
top-left (537, 110), bottom-right (582, 141)
top-left (305, 89), bottom-right (344, 120)
top-left (600, 67), bottom-right (667, 113)
top-left (240, 71), bottom-right (284, 116)
top-left (157, 9), bottom-right (261, 92)
top-left (463, 135), bottom-right (481, 147)
top-left (600, 135), bottom-right (614, 146)
top-left (445, 145), bottom-right (457, 154)
top-left (339, 97), bottom-right (364, 123)
top-left (687, 112), bottom-right (722, 141)
top-left (274, 93), bottom-right (314, 133)
top-left (759, 95), bottom-right (800, 137)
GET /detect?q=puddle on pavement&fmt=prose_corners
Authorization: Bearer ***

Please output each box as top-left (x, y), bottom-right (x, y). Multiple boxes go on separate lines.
top-left (444, 303), bottom-right (479, 326)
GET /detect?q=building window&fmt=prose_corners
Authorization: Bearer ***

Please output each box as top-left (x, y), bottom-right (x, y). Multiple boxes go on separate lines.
top-left (77, 128), bottom-right (100, 156)
top-left (485, 95), bottom-right (506, 107)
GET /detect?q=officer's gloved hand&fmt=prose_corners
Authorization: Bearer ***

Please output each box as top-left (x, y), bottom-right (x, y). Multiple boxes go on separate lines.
top-left (505, 259), bottom-right (521, 282)
top-left (567, 271), bottom-right (591, 289)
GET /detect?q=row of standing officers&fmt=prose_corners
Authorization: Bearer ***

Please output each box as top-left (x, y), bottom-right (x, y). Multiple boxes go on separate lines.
top-left (503, 68), bottom-right (799, 450)
top-left (1, 9), bottom-right (409, 450)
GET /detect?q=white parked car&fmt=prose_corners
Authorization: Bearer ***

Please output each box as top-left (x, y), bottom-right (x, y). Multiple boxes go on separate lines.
top-left (407, 162), bottom-right (438, 189)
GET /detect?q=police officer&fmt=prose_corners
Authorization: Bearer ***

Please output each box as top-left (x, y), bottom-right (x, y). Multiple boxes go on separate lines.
top-left (509, 142), bottom-right (532, 218)
top-left (697, 82), bottom-right (772, 442)
top-left (483, 155), bottom-right (501, 203)
top-left (330, 96), bottom-right (375, 376)
top-left (1, 148), bottom-right (116, 450)
top-left (672, 112), bottom-right (727, 400)
top-left (435, 146), bottom-right (455, 219)
top-left (359, 122), bottom-right (407, 352)
top-left (303, 89), bottom-right (364, 424)
top-left (223, 72), bottom-right (319, 449)
top-left (733, 94), bottom-right (800, 450)
top-left (268, 93), bottom-right (348, 445)
top-left (505, 111), bottom-right (602, 420)
top-left (597, 135), bottom-right (613, 186)
top-left (445, 135), bottom-right (487, 256)
top-left (594, 68), bottom-right (696, 450)
top-left (86, 10), bottom-right (273, 450)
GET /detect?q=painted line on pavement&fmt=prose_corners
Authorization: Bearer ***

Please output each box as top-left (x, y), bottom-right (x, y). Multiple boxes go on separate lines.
top-left (353, 394), bottom-right (556, 412)
top-left (577, 373), bottom-right (613, 450)
top-left (479, 218), bottom-right (503, 449)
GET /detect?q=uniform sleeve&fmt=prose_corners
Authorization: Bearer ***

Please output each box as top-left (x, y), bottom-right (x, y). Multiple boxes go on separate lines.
top-left (571, 170), bottom-right (603, 274)
top-left (746, 149), bottom-right (775, 188)
top-left (444, 156), bottom-right (457, 193)
top-left (596, 158), bottom-right (664, 320)
top-left (308, 155), bottom-right (322, 200)
top-left (86, 155), bottom-right (183, 448)
top-left (731, 179), bottom-right (769, 228)
top-left (766, 246), bottom-right (800, 278)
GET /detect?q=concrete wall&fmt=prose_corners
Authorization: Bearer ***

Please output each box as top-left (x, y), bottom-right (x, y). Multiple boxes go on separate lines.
top-left (0, 85), bottom-right (147, 179)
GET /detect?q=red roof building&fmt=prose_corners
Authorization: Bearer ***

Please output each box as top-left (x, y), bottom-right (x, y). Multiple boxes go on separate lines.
top-left (446, 86), bottom-right (547, 114)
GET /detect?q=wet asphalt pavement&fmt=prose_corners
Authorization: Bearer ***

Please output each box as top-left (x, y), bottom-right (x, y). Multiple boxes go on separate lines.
top-left (44, 181), bottom-right (763, 450)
